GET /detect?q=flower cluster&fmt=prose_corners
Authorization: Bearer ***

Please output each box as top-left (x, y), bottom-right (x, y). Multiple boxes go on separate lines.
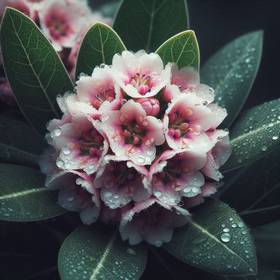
top-left (41, 50), bottom-right (231, 246)
top-left (0, 0), bottom-right (110, 104)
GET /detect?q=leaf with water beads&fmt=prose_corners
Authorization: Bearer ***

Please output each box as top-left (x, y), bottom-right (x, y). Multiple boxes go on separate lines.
top-left (221, 146), bottom-right (280, 226)
top-left (164, 200), bottom-right (257, 276)
top-left (201, 31), bottom-right (263, 128)
top-left (58, 226), bottom-right (147, 280)
top-left (223, 98), bottom-right (280, 173)
top-left (0, 164), bottom-right (65, 221)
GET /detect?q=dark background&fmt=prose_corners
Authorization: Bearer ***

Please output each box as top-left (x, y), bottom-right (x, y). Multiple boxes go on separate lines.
top-left (1, 1), bottom-right (280, 279)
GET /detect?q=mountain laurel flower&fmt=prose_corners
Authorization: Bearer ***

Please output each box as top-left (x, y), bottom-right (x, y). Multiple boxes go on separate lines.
top-left (41, 50), bottom-right (231, 246)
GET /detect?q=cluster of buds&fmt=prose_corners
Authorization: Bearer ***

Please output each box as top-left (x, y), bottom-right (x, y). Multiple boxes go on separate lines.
top-left (0, 0), bottom-right (110, 104)
top-left (41, 50), bottom-right (231, 246)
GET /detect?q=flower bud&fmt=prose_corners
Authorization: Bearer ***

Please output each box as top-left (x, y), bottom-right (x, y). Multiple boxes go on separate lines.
top-left (136, 98), bottom-right (160, 116)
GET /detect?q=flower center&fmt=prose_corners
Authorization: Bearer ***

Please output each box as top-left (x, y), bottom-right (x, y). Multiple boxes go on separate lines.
top-left (121, 120), bottom-right (147, 146)
top-left (129, 73), bottom-right (152, 95)
top-left (46, 12), bottom-right (73, 39)
top-left (168, 109), bottom-right (193, 139)
top-left (91, 87), bottom-right (115, 109)
top-left (78, 128), bottom-right (104, 158)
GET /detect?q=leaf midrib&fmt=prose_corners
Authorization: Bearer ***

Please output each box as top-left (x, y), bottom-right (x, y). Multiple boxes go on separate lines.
top-left (90, 231), bottom-right (117, 280)
top-left (8, 12), bottom-right (59, 118)
top-left (189, 219), bottom-right (253, 272)
top-left (0, 187), bottom-right (48, 200)
top-left (231, 119), bottom-right (280, 145)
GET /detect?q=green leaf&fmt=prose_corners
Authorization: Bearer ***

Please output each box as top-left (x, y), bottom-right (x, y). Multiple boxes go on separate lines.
top-left (156, 30), bottom-right (200, 70)
top-left (253, 221), bottom-right (280, 270)
top-left (221, 146), bottom-right (280, 225)
top-left (0, 116), bottom-right (46, 166)
top-left (58, 226), bottom-right (147, 280)
top-left (113, 0), bottom-right (189, 52)
top-left (75, 22), bottom-right (126, 78)
top-left (0, 8), bottom-right (73, 134)
top-left (0, 163), bottom-right (65, 221)
top-left (164, 200), bottom-right (257, 276)
top-left (223, 98), bottom-right (280, 173)
top-left (201, 31), bottom-right (263, 128)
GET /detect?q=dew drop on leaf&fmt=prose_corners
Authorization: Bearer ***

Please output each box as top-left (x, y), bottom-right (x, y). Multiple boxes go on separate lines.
top-left (220, 232), bottom-right (231, 243)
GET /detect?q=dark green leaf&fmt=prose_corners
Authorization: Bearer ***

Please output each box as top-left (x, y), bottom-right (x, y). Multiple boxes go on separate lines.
top-left (75, 22), bottom-right (126, 78)
top-left (221, 146), bottom-right (280, 226)
top-left (253, 221), bottom-right (280, 270)
top-left (164, 200), bottom-right (257, 276)
top-left (0, 163), bottom-right (65, 221)
top-left (201, 31), bottom-right (263, 128)
top-left (0, 116), bottom-right (45, 166)
top-left (114, 0), bottom-right (189, 52)
top-left (156, 30), bottom-right (200, 69)
top-left (0, 8), bottom-right (73, 134)
top-left (58, 226), bottom-right (147, 280)
top-left (223, 98), bottom-right (280, 173)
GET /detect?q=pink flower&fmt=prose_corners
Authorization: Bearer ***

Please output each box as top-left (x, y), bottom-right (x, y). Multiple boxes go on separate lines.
top-left (182, 183), bottom-right (218, 209)
top-left (112, 50), bottom-right (171, 98)
top-left (46, 115), bottom-right (108, 175)
top-left (75, 66), bottom-right (123, 112)
top-left (120, 199), bottom-right (189, 246)
top-left (202, 130), bottom-right (231, 181)
top-left (57, 173), bottom-right (100, 225)
top-left (39, 0), bottom-right (91, 51)
top-left (103, 100), bottom-right (164, 165)
top-left (170, 65), bottom-right (199, 91)
top-left (40, 50), bottom-right (231, 246)
top-left (94, 161), bottom-right (150, 209)
top-left (148, 150), bottom-right (207, 206)
top-left (164, 93), bottom-right (227, 152)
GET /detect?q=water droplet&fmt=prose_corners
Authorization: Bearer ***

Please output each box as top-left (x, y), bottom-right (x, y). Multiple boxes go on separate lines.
top-left (127, 248), bottom-right (136, 255)
top-left (137, 156), bottom-right (145, 164)
top-left (261, 146), bottom-right (267, 152)
top-left (223, 228), bottom-right (230, 233)
top-left (272, 136), bottom-right (279, 140)
top-left (53, 128), bottom-right (61, 137)
top-left (220, 233), bottom-right (231, 243)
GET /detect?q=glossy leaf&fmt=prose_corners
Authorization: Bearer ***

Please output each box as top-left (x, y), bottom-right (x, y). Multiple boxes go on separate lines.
top-left (58, 226), bottom-right (147, 280)
top-left (223, 98), bottom-right (280, 173)
top-left (253, 221), bottom-right (280, 269)
top-left (156, 31), bottom-right (200, 70)
top-left (0, 164), bottom-right (65, 221)
top-left (201, 31), bottom-right (263, 128)
top-left (0, 8), bottom-right (73, 134)
top-left (164, 200), bottom-right (257, 276)
top-left (75, 23), bottom-right (126, 78)
top-left (114, 0), bottom-right (189, 52)
top-left (221, 146), bottom-right (280, 226)
top-left (0, 116), bottom-right (45, 166)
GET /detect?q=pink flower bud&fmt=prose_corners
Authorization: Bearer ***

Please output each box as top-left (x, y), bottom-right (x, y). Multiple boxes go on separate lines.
top-left (136, 98), bottom-right (160, 116)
